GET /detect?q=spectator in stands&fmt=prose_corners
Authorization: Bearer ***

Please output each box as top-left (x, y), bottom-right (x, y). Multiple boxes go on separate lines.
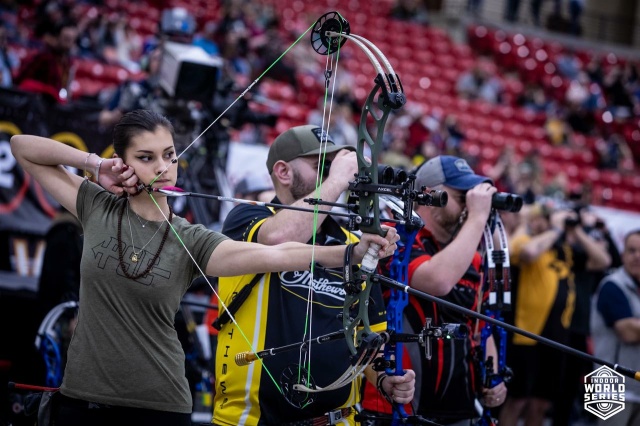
top-left (487, 145), bottom-right (520, 194)
top-left (251, 16), bottom-right (298, 88)
top-left (456, 62), bottom-right (503, 104)
top-left (414, 139), bottom-right (441, 167)
top-left (519, 83), bottom-right (552, 113)
top-left (604, 65), bottom-right (638, 120)
top-left (380, 128), bottom-right (414, 170)
top-left (192, 20), bottom-right (220, 56)
top-left (0, 25), bottom-right (19, 87)
top-left (504, 0), bottom-right (522, 22)
top-left (499, 203), bottom-right (610, 426)
top-left (569, 0), bottom-right (585, 36)
top-left (467, 0), bottom-right (484, 17)
top-left (74, 6), bottom-right (102, 59)
top-left (531, 0), bottom-right (561, 28)
top-left (390, 0), bottom-right (429, 25)
top-left (443, 114), bottom-right (466, 155)
top-left (585, 55), bottom-right (605, 86)
top-left (556, 49), bottom-right (582, 81)
top-left (595, 133), bottom-right (635, 174)
top-left (513, 151), bottom-right (544, 204)
top-left (544, 172), bottom-right (569, 201)
top-left (553, 206), bottom-right (619, 426)
top-left (99, 46), bottom-right (162, 127)
top-left (14, 18), bottom-right (77, 103)
top-left (591, 229), bottom-right (640, 426)
top-left (545, 107), bottom-right (573, 146)
top-left (566, 71), bottom-right (605, 113)
top-left (113, 18), bottom-right (142, 73)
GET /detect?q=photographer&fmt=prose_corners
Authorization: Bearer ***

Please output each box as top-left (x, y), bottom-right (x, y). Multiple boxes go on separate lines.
top-left (499, 204), bottom-right (611, 426)
top-left (553, 206), bottom-right (620, 426)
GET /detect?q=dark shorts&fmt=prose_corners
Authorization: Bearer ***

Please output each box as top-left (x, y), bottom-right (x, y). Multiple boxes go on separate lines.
top-left (54, 393), bottom-right (192, 426)
top-left (506, 343), bottom-right (567, 400)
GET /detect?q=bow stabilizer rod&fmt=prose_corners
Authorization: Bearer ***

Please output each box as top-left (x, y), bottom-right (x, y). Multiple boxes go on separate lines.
top-left (375, 275), bottom-right (640, 382)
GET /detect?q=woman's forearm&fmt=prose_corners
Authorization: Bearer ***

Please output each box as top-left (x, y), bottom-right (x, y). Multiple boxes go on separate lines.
top-left (11, 134), bottom-right (101, 173)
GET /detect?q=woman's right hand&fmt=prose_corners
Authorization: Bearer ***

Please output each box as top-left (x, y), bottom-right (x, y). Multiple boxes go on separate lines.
top-left (97, 157), bottom-right (140, 196)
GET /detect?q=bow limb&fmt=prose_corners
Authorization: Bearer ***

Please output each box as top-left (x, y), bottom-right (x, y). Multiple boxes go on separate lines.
top-left (386, 223), bottom-right (419, 423)
top-left (322, 29), bottom-right (406, 356)
top-left (477, 213), bottom-right (513, 425)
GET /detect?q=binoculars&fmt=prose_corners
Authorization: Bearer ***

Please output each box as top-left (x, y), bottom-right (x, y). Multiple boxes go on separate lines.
top-left (491, 192), bottom-right (523, 213)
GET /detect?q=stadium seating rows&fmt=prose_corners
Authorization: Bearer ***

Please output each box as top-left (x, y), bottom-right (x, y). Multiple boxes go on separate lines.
top-left (12, 0), bottom-right (639, 211)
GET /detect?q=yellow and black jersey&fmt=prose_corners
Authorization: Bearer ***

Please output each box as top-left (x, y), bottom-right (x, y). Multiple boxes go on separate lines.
top-left (214, 199), bottom-right (386, 426)
top-left (510, 233), bottom-right (575, 345)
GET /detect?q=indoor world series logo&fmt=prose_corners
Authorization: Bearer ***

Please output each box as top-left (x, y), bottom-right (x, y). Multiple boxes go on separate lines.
top-left (584, 366), bottom-right (626, 420)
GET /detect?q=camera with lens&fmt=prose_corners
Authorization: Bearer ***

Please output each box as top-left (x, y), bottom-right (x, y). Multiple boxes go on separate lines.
top-left (564, 216), bottom-right (580, 228)
top-left (212, 79), bottom-right (278, 129)
top-left (491, 192), bottom-right (523, 213)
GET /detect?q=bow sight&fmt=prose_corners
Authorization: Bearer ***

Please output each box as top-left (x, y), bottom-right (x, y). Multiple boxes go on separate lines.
top-left (372, 318), bottom-right (468, 372)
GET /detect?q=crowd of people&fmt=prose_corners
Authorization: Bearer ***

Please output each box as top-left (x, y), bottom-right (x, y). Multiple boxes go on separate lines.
top-left (2, 1), bottom-right (640, 426)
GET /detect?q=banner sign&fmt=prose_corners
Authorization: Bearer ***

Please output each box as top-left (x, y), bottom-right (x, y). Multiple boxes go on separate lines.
top-left (0, 89), bottom-right (112, 281)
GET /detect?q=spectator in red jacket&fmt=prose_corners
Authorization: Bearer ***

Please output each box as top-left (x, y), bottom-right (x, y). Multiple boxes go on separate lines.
top-left (15, 19), bottom-right (77, 103)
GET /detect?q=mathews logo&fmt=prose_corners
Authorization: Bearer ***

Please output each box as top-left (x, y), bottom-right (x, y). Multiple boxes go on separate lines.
top-left (584, 365), bottom-right (625, 420)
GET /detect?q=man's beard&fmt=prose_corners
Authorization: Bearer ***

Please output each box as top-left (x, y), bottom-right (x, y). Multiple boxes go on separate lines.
top-left (435, 208), bottom-right (464, 235)
top-left (290, 168), bottom-right (317, 202)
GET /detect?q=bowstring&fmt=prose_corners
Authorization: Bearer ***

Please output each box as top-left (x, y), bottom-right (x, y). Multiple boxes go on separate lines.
top-left (297, 20), bottom-right (344, 400)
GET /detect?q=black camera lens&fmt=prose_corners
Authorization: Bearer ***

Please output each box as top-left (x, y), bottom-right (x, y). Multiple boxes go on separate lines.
top-left (565, 217), bottom-right (580, 228)
top-left (416, 189), bottom-right (448, 207)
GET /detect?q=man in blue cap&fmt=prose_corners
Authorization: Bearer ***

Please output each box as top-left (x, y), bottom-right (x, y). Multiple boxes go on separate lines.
top-left (363, 155), bottom-right (508, 424)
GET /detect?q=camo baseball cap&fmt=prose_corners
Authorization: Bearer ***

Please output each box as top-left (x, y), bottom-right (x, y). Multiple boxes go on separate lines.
top-left (266, 125), bottom-right (354, 173)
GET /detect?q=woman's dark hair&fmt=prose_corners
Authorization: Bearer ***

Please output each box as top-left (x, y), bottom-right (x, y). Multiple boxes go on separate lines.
top-left (112, 110), bottom-right (175, 158)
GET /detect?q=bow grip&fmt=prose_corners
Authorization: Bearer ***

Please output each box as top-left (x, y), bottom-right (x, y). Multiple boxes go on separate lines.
top-left (360, 243), bottom-right (381, 273)
top-left (359, 226), bottom-right (388, 274)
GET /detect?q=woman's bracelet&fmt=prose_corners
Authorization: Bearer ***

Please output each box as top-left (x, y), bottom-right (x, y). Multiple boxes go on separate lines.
top-left (83, 153), bottom-right (96, 180)
top-left (95, 157), bottom-right (105, 184)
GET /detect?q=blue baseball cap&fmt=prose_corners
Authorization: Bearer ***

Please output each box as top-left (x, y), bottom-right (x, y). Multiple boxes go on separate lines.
top-left (416, 155), bottom-right (492, 191)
